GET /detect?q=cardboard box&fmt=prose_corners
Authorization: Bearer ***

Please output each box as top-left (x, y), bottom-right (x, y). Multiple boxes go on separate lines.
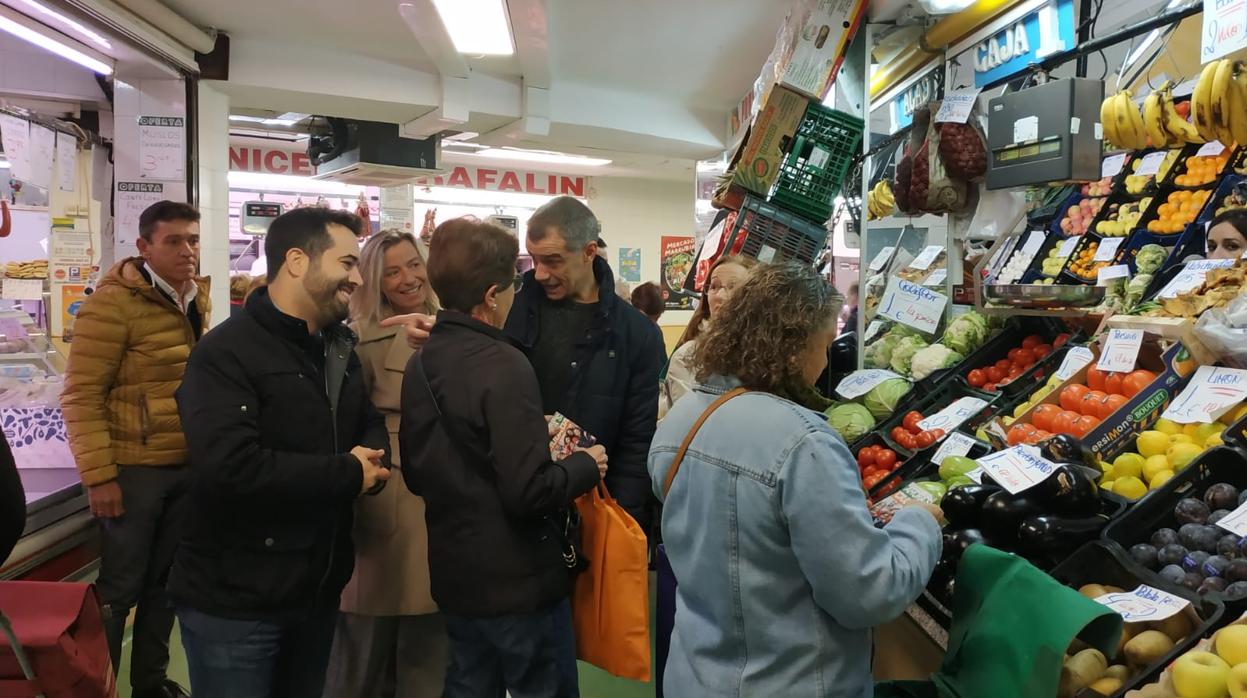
top-left (771, 0), bottom-right (869, 100)
top-left (722, 84), bottom-right (811, 200)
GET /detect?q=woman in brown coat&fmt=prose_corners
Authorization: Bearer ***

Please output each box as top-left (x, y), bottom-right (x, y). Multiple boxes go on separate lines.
top-left (323, 229), bottom-right (446, 698)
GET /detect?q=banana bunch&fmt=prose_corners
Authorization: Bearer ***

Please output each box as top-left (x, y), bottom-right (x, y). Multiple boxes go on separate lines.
top-left (1192, 58), bottom-right (1247, 147)
top-left (867, 180), bottom-right (894, 220)
top-left (1101, 89), bottom-right (1148, 150)
top-left (1143, 80), bottom-right (1204, 148)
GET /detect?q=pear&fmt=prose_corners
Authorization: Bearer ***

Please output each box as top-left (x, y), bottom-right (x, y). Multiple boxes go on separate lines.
top-left (1124, 630), bottom-right (1176, 668)
top-left (1080, 583), bottom-right (1112, 599)
top-left (1148, 613), bottom-right (1194, 644)
top-left (1060, 648), bottom-right (1109, 697)
top-left (1104, 665), bottom-right (1130, 681)
top-left (1089, 677), bottom-right (1125, 695)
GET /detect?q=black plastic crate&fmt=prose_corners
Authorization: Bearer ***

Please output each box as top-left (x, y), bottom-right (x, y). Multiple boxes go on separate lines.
top-left (1048, 541), bottom-right (1225, 698)
top-left (1196, 174), bottom-right (1247, 224)
top-left (1222, 406), bottom-right (1247, 457)
top-left (877, 381), bottom-right (1002, 455)
top-left (863, 431), bottom-right (993, 500)
top-left (952, 318), bottom-right (1074, 398)
top-left (723, 194), bottom-right (829, 265)
top-left (769, 104), bottom-right (864, 223)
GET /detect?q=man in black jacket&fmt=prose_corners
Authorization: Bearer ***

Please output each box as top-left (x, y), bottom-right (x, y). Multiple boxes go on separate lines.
top-left (170, 208), bottom-right (391, 698)
top-left (505, 196), bottom-right (666, 534)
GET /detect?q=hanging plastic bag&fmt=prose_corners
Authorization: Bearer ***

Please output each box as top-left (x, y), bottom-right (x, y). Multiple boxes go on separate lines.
top-left (1194, 293), bottom-right (1247, 368)
top-left (964, 187), bottom-right (1028, 241)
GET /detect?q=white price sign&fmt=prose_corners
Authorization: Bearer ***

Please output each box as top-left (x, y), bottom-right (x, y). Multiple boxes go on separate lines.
top-left (1202, 0), bottom-right (1247, 63)
top-left (908, 245), bottom-right (945, 270)
top-left (864, 320), bottom-right (885, 342)
top-left (1, 278), bottom-right (43, 301)
top-left (1162, 366), bottom-right (1247, 424)
top-left (1157, 259), bottom-right (1234, 299)
top-left (1216, 500), bottom-right (1247, 537)
top-left (1197, 140), bottom-right (1227, 157)
top-left (1097, 265), bottom-right (1130, 285)
top-left (925, 269), bottom-right (947, 286)
top-left (1134, 150), bottom-right (1168, 177)
top-left (1094, 237), bottom-right (1125, 262)
top-left (931, 432), bottom-right (979, 466)
top-left (918, 397), bottom-right (989, 433)
top-left (1097, 329), bottom-right (1144, 373)
top-left (934, 89), bottom-right (982, 124)
top-left (869, 246), bottom-right (896, 272)
top-left (1101, 153), bottom-right (1128, 178)
top-left (1020, 230), bottom-right (1046, 258)
top-left (1095, 585), bottom-right (1191, 623)
top-left (1057, 237), bottom-right (1080, 258)
top-left (1055, 347), bottom-right (1095, 381)
top-left (877, 277), bottom-right (948, 335)
top-left (977, 445), bottom-right (1060, 495)
top-left (836, 369), bottom-right (906, 400)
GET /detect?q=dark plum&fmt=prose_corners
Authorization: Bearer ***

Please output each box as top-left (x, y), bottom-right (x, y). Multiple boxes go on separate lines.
top-left (1240, 490), bottom-right (1247, 507)
top-left (1210, 510), bottom-right (1233, 525)
top-left (1183, 551), bottom-right (1212, 573)
top-left (1131, 543), bottom-right (1160, 569)
top-left (1158, 544), bottom-right (1190, 567)
top-left (1183, 572), bottom-right (1205, 590)
top-left (1205, 483), bottom-right (1241, 511)
top-left (1200, 577), bottom-right (1229, 595)
top-left (1228, 559), bottom-right (1247, 583)
top-left (1220, 534), bottom-right (1243, 559)
top-left (1159, 564), bottom-right (1187, 585)
top-left (1152, 528), bottom-right (1181, 548)
top-left (1180, 524), bottom-right (1223, 553)
top-left (1175, 498), bottom-right (1212, 526)
top-left (1204, 555), bottom-right (1233, 578)
top-left (1238, 536), bottom-right (1247, 559)
top-left (1228, 581), bottom-right (1247, 596)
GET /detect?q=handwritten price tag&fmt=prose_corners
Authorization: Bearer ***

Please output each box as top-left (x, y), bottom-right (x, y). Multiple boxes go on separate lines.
top-left (1134, 151), bottom-right (1167, 177)
top-left (925, 269), bottom-right (947, 286)
top-left (1020, 230), bottom-right (1046, 258)
top-left (909, 245), bottom-right (945, 270)
top-left (1056, 237), bottom-right (1079, 258)
top-left (878, 277), bottom-right (948, 335)
top-left (1095, 585), bottom-right (1190, 623)
top-left (837, 369), bottom-right (906, 400)
top-left (864, 320), bottom-right (885, 342)
top-left (1097, 329), bottom-right (1144, 373)
top-left (1157, 259), bottom-right (1234, 299)
top-left (1097, 265), bottom-right (1130, 285)
top-left (1055, 347), bottom-right (1095, 381)
top-left (1162, 366), bottom-right (1247, 424)
top-left (1197, 140), bottom-right (1226, 157)
top-left (934, 89), bottom-right (982, 124)
top-left (869, 246), bottom-right (896, 272)
top-left (977, 446), bottom-right (1059, 494)
top-left (1094, 237), bottom-right (1125, 262)
top-left (1102, 153), bottom-right (1128, 178)
top-left (1216, 500), bottom-right (1247, 537)
top-left (931, 432), bottom-right (979, 466)
top-left (918, 397), bottom-right (989, 433)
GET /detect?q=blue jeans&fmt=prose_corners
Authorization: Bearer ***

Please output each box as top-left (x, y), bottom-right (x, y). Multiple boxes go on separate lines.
top-left (176, 605), bottom-right (338, 698)
top-left (443, 599), bottom-right (579, 698)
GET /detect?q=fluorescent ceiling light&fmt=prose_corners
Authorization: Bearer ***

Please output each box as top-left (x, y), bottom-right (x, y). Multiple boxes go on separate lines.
top-left (917, 0), bottom-right (976, 13)
top-left (0, 6), bottom-right (111, 74)
top-left (465, 148), bottom-right (612, 167)
top-left (228, 170), bottom-right (368, 196)
top-left (1122, 0), bottom-right (1186, 71)
top-left (14, 0), bottom-right (111, 49)
top-left (0, 159), bottom-right (10, 168)
top-left (429, 0), bottom-right (514, 55)
top-left (229, 114), bottom-right (302, 127)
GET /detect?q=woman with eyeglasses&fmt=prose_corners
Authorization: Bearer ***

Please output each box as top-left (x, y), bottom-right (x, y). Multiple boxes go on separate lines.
top-left (399, 217), bottom-right (607, 697)
top-left (323, 229), bottom-right (447, 698)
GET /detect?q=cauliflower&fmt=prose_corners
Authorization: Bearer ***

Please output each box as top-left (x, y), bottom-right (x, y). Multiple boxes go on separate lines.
top-left (910, 344), bottom-right (966, 381)
top-left (943, 313), bottom-right (989, 355)
top-left (890, 336), bottom-right (929, 376)
top-left (865, 334), bottom-right (901, 369)
top-left (1135, 244), bottom-right (1168, 275)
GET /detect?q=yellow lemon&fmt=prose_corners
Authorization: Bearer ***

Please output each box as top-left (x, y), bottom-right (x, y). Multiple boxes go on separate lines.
top-left (1112, 453), bottom-right (1146, 480)
top-left (1167, 443), bottom-right (1204, 471)
top-left (1144, 455), bottom-right (1172, 482)
top-left (1154, 418), bottom-right (1182, 435)
top-left (1184, 422), bottom-right (1224, 443)
top-left (1229, 403), bottom-right (1247, 423)
top-left (1137, 431), bottom-right (1171, 458)
top-left (1149, 470), bottom-right (1175, 489)
top-left (1100, 464), bottom-right (1115, 482)
top-left (1114, 476), bottom-right (1148, 500)
top-left (1100, 480), bottom-right (1116, 493)
top-left (1207, 432), bottom-right (1225, 448)
top-left (1170, 434), bottom-right (1195, 445)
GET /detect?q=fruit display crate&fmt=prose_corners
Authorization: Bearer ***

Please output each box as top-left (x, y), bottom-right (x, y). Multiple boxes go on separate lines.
top-left (1114, 226), bottom-right (1199, 277)
top-left (855, 431), bottom-right (915, 500)
top-left (1102, 448), bottom-right (1247, 612)
top-left (1022, 230), bottom-right (1079, 282)
top-left (1168, 144), bottom-right (1235, 189)
top-left (1113, 151), bottom-right (1165, 199)
top-left (953, 319), bottom-right (1073, 399)
top-left (1049, 192), bottom-right (1108, 238)
top-left (1133, 185), bottom-right (1216, 238)
top-left (876, 381), bottom-right (1003, 455)
top-left (768, 104), bottom-right (864, 224)
top-left (722, 193), bottom-right (829, 265)
top-left (1027, 184), bottom-right (1080, 228)
top-left (1222, 407), bottom-right (1247, 455)
top-left (1047, 541), bottom-right (1225, 698)
top-left (1058, 231), bottom-right (1116, 285)
top-left (912, 318), bottom-right (1032, 395)
top-left (1195, 174), bottom-right (1247, 225)
top-left (862, 431), bottom-right (993, 501)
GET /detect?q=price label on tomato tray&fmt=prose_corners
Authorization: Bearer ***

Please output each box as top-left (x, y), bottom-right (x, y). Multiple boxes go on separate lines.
top-left (1097, 265), bottom-right (1130, 285)
top-left (836, 369), bottom-right (905, 400)
top-left (1093, 237), bottom-right (1125, 262)
top-left (934, 89), bottom-right (982, 124)
top-left (1161, 366), bottom-right (1247, 424)
top-left (1057, 237), bottom-right (1080, 258)
top-left (1134, 150), bottom-right (1168, 177)
top-left (869, 246), bottom-right (896, 272)
top-left (977, 445), bottom-right (1059, 494)
top-left (1094, 585), bottom-right (1190, 623)
top-left (1101, 153), bottom-right (1128, 178)
top-left (918, 397), bottom-right (989, 433)
top-left (908, 245), bottom-right (945, 270)
top-left (931, 432), bottom-right (979, 466)
top-left (878, 277), bottom-right (947, 335)
top-left (1157, 259), bottom-right (1235, 299)
top-left (1097, 329), bottom-right (1144, 373)
top-left (1055, 346), bottom-right (1095, 381)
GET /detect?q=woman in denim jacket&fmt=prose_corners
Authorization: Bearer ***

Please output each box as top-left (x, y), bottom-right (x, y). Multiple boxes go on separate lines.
top-left (650, 262), bottom-right (942, 697)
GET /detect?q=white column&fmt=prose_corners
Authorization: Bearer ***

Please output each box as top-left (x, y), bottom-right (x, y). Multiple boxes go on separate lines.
top-left (196, 83), bottom-right (231, 327)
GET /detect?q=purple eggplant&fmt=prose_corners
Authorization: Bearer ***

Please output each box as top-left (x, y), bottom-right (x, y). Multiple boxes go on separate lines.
top-left (1027, 465), bottom-right (1101, 517)
top-left (940, 484), bottom-right (1001, 530)
top-left (1016, 514), bottom-right (1109, 555)
top-left (980, 491), bottom-right (1047, 543)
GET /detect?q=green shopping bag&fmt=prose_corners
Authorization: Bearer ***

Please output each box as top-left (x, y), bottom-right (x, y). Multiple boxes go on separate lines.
top-left (876, 544), bottom-right (1123, 698)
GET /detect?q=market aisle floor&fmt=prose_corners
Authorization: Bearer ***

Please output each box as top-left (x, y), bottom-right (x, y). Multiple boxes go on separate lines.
top-left (116, 576), bottom-right (658, 698)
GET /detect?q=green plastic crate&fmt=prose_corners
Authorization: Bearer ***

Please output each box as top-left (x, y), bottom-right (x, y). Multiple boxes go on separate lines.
top-left (769, 104), bottom-right (864, 223)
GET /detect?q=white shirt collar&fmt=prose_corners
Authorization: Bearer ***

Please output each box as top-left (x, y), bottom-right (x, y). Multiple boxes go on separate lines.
top-left (144, 262), bottom-right (197, 314)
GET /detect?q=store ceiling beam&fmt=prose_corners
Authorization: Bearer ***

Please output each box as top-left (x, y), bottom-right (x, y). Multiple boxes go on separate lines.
top-left (100, 0), bottom-right (213, 53)
top-left (508, 0), bottom-right (549, 89)
top-left (476, 83), bottom-right (550, 145)
top-left (397, 0), bottom-right (468, 79)
top-left (402, 75), bottom-right (471, 139)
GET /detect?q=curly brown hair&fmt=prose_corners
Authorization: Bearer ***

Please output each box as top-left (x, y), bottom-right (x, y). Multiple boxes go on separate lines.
top-left (693, 263), bottom-right (842, 409)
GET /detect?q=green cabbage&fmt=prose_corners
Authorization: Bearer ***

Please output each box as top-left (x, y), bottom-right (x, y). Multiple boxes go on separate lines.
top-left (942, 313), bottom-right (988, 355)
top-left (825, 402), bottom-right (876, 443)
top-left (910, 344), bottom-right (965, 380)
top-left (862, 378), bottom-right (911, 419)
top-left (1135, 244), bottom-right (1168, 275)
top-left (864, 334), bottom-right (900, 369)
top-left (890, 336), bottom-right (929, 376)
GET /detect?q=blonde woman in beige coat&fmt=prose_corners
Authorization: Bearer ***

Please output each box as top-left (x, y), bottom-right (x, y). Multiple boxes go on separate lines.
top-left (323, 230), bottom-right (446, 698)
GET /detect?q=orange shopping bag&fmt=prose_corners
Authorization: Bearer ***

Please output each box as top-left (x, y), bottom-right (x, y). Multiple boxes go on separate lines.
top-left (572, 482), bottom-right (651, 682)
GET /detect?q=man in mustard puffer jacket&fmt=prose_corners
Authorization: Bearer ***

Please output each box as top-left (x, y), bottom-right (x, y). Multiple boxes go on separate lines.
top-left (61, 200), bottom-right (209, 698)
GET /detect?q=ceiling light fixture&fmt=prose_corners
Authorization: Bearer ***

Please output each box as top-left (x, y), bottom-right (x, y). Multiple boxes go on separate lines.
top-left (1122, 0), bottom-right (1186, 72)
top-left (0, 5), bottom-right (112, 74)
top-left (465, 147), bottom-right (611, 167)
top-left (0, 159), bottom-right (10, 168)
top-left (429, 0), bottom-right (514, 55)
top-left (14, 0), bottom-right (111, 49)
top-left (916, 0), bottom-right (976, 13)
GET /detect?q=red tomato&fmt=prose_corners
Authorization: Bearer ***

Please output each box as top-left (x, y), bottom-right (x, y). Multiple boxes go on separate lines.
top-left (1008, 348), bottom-right (1026, 363)
top-left (1071, 415), bottom-right (1099, 437)
top-left (914, 431), bottom-right (936, 449)
top-left (903, 411), bottom-right (924, 433)
top-left (982, 382), bottom-right (997, 392)
top-left (862, 472), bottom-right (886, 491)
top-left (897, 432), bottom-right (918, 450)
top-left (857, 449), bottom-right (875, 468)
top-left (1085, 367), bottom-right (1106, 391)
top-left (995, 359), bottom-right (1012, 372)
top-left (876, 449), bottom-right (898, 470)
top-left (891, 427), bottom-right (908, 443)
top-left (875, 478), bottom-right (900, 498)
top-left (967, 368), bottom-right (987, 387)
top-left (1104, 373), bottom-right (1124, 397)
top-left (1007, 365), bottom-right (1024, 380)
top-left (1123, 370), bottom-right (1157, 397)
top-left (1032, 344), bottom-right (1053, 359)
top-left (1008, 423), bottom-right (1035, 446)
top-left (1103, 394), bottom-right (1128, 417)
top-left (1022, 335), bottom-right (1043, 349)
top-left (1052, 410), bottom-right (1080, 435)
top-left (1060, 384), bottom-right (1089, 411)
top-left (930, 429), bottom-right (946, 439)
top-left (986, 366), bottom-right (1007, 383)
top-left (1032, 404), bottom-right (1060, 431)
top-left (1032, 429), bottom-right (1053, 442)
top-left (1054, 333), bottom-right (1071, 347)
